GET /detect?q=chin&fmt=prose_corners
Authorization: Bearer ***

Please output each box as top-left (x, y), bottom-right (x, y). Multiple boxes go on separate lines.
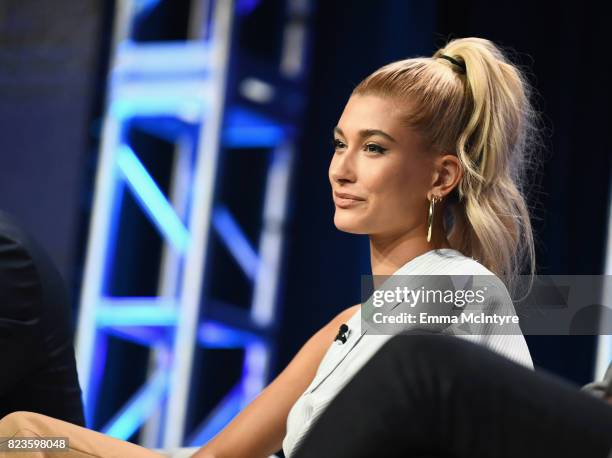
top-left (333, 212), bottom-right (370, 234)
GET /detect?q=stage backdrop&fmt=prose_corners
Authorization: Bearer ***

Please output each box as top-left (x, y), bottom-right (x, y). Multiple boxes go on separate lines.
top-left (0, 0), bottom-right (111, 300)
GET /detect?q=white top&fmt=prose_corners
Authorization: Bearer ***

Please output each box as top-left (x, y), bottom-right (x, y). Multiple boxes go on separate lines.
top-left (282, 248), bottom-right (533, 457)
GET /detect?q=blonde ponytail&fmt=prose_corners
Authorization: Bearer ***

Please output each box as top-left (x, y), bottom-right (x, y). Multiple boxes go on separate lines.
top-left (353, 37), bottom-right (541, 289)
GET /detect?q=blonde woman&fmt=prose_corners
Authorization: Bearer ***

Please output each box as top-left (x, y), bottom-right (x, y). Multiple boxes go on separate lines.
top-left (1, 37), bottom-right (538, 458)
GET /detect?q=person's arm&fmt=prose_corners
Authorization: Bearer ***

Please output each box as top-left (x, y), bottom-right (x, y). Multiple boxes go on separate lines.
top-left (192, 304), bottom-right (360, 458)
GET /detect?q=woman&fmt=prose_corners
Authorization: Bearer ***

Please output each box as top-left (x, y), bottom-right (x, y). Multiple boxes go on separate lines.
top-left (279, 35), bottom-right (537, 457)
top-left (0, 36), bottom-right (537, 458)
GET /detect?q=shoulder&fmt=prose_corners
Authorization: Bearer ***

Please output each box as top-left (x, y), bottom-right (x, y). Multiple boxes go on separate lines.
top-left (429, 250), bottom-right (515, 306)
top-left (329, 303), bottom-right (360, 328)
top-left (0, 211), bottom-right (48, 276)
top-left (0, 210), bottom-right (52, 321)
top-left (0, 211), bottom-right (41, 290)
top-left (323, 304), bottom-right (360, 339)
top-left (341, 303), bottom-right (361, 318)
top-left (307, 304), bottom-right (360, 352)
top-left (434, 251), bottom-right (511, 292)
top-left (432, 249), bottom-right (496, 276)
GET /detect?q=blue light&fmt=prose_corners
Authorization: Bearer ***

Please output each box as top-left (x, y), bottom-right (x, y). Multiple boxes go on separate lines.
top-left (198, 321), bottom-right (262, 348)
top-left (222, 125), bottom-right (286, 148)
top-left (212, 205), bottom-right (260, 281)
top-left (104, 326), bottom-right (167, 345)
top-left (242, 342), bottom-right (268, 402)
top-left (110, 95), bottom-right (205, 122)
top-left (117, 145), bottom-right (191, 252)
top-left (84, 333), bottom-right (108, 428)
top-left (237, 0), bottom-right (261, 15)
top-left (134, 0), bottom-right (161, 16)
top-left (114, 42), bottom-right (210, 78)
top-left (96, 298), bottom-right (179, 327)
top-left (103, 369), bottom-right (169, 440)
top-left (223, 106), bottom-right (286, 148)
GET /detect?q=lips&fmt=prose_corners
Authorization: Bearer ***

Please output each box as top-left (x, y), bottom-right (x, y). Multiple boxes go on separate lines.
top-left (333, 192), bottom-right (366, 209)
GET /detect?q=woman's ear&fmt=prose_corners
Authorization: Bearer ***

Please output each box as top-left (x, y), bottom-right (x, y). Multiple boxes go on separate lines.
top-left (430, 153), bottom-right (462, 198)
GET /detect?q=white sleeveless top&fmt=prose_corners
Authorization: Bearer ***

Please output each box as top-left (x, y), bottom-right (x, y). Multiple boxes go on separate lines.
top-left (282, 248), bottom-right (533, 457)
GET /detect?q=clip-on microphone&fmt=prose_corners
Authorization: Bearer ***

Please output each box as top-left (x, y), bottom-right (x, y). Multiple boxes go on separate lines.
top-left (334, 323), bottom-right (349, 344)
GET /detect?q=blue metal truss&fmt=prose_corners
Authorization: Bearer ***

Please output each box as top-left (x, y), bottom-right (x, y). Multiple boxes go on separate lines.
top-left (75, 0), bottom-right (311, 450)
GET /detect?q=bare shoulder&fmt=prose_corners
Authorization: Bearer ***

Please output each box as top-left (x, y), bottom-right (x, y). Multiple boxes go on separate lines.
top-left (332, 303), bottom-right (360, 324)
top-left (308, 304), bottom-right (361, 353)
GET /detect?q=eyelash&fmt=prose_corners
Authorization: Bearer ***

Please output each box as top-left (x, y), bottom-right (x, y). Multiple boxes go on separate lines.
top-left (332, 138), bottom-right (387, 154)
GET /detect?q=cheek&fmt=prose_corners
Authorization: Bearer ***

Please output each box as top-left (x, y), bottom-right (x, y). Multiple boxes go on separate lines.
top-left (362, 161), bottom-right (432, 231)
top-left (364, 163), bottom-right (424, 208)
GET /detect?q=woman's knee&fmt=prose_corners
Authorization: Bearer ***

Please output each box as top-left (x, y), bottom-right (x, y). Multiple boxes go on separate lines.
top-left (0, 411), bottom-right (39, 432)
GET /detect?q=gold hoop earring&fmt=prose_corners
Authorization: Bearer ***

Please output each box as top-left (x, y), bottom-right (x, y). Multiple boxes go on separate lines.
top-left (427, 195), bottom-right (440, 243)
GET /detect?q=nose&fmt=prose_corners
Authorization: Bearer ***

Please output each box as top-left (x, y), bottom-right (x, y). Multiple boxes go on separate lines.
top-left (329, 149), bottom-right (357, 185)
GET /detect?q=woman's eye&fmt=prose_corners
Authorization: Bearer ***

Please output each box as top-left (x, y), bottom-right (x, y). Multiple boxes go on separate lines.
top-left (332, 138), bottom-right (346, 150)
top-left (365, 143), bottom-right (387, 154)
top-left (331, 139), bottom-right (386, 154)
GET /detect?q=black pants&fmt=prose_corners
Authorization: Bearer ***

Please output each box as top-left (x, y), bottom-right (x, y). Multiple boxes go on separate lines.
top-left (292, 333), bottom-right (612, 458)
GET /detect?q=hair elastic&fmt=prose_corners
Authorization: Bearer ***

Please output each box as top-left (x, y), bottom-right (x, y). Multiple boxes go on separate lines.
top-left (438, 54), bottom-right (466, 73)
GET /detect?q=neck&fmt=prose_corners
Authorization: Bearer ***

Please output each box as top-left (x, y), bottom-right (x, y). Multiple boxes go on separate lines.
top-left (369, 217), bottom-right (451, 276)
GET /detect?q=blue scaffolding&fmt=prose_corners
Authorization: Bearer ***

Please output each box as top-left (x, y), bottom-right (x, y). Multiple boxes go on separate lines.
top-left (75, 0), bottom-right (312, 449)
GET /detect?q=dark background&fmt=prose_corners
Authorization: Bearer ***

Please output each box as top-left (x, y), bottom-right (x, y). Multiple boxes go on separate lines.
top-left (0, 0), bottom-right (609, 411)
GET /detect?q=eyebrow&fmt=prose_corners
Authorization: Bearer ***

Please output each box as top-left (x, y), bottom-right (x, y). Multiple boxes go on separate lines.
top-left (333, 126), bottom-right (397, 144)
